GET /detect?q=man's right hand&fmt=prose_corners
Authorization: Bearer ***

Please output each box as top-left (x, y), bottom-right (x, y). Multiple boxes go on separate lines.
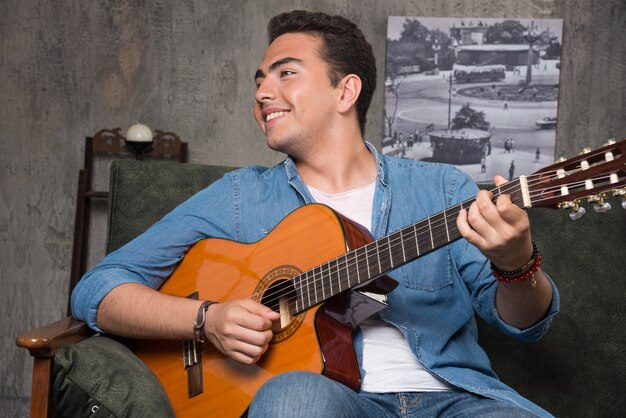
top-left (204, 299), bottom-right (280, 364)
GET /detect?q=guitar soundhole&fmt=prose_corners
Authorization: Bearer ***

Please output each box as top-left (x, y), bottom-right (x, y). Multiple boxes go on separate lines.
top-left (261, 279), bottom-right (296, 332)
top-left (256, 266), bottom-right (306, 343)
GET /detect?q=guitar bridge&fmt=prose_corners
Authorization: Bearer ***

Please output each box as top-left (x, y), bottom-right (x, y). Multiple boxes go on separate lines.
top-left (183, 339), bottom-right (204, 398)
top-left (184, 292), bottom-right (204, 398)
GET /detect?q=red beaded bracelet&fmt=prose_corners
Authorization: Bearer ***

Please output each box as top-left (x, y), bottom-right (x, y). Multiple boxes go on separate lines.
top-left (491, 253), bottom-right (542, 288)
top-left (491, 242), bottom-right (539, 277)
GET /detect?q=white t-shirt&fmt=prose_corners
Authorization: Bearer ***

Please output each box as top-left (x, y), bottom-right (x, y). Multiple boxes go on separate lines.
top-left (307, 182), bottom-right (455, 393)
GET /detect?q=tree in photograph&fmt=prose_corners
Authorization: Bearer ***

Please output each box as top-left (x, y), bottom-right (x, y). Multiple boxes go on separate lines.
top-left (392, 19), bottom-right (455, 72)
top-left (383, 69), bottom-right (405, 137)
top-left (450, 103), bottom-right (490, 131)
top-left (484, 20), bottom-right (527, 44)
top-left (544, 38), bottom-right (561, 59)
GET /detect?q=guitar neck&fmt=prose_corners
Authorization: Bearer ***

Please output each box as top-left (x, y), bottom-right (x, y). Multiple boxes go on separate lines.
top-left (292, 137), bottom-right (626, 313)
top-left (292, 179), bottom-right (528, 313)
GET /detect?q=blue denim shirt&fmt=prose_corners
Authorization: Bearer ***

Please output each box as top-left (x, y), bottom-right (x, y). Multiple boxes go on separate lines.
top-left (72, 143), bottom-right (559, 417)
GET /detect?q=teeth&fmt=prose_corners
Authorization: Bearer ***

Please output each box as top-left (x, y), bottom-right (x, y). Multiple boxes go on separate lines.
top-left (266, 111), bottom-right (289, 122)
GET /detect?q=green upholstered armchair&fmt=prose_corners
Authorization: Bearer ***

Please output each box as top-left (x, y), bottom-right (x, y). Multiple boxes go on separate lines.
top-left (17, 160), bottom-right (625, 417)
top-left (16, 160), bottom-right (235, 418)
top-left (476, 197), bottom-right (625, 416)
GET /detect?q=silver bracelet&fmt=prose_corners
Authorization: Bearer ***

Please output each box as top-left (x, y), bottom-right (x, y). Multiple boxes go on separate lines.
top-left (193, 300), bottom-right (218, 343)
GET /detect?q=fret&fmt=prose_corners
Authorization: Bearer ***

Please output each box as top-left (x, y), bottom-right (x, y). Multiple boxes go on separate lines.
top-left (428, 216), bottom-right (434, 249)
top-left (296, 273), bottom-right (306, 311)
top-left (299, 270), bottom-right (306, 309)
top-left (336, 258), bottom-right (343, 295)
top-left (413, 223), bottom-right (420, 256)
top-left (312, 265), bottom-right (320, 306)
top-left (320, 265), bottom-right (326, 301)
top-left (330, 261), bottom-right (338, 301)
top-left (448, 215), bottom-right (460, 241)
top-left (379, 237), bottom-right (393, 272)
top-left (354, 252), bottom-right (361, 285)
top-left (416, 222), bottom-right (431, 257)
top-left (361, 251), bottom-right (367, 283)
top-left (306, 268), bottom-right (315, 307)
top-left (344, 253), bottom-right (351, 287)
top-left (364, 245), bottom-right (371, 279)
top-left (313, 268), bottom-right (319, 307)
top-left (430, 212), bottom-right (445, 247)
top-left (298, 271), bottom-right (309, 310)
top-left (402, 226), bottom-right (416, 261)
top-left (345, 254), bottom-right (354, 288)
top-left (443, 208), bottom-right (450, 242)
top-left (328, 261), bottom-right (336, 300)
top-left (314, 268), bottom-right (320, 307)
top-left (387, 235), bottom-right (394, 268)
top-left (359, 247), bottom-right (370, 282)
top-left (375, 240), bottom-right (382, 274)
top-left (400, 229), bottom-right (407, 262)
top-left (336, 258), bottom-right (342, 293)
top-left (321, 263), bottom-right (330, 302)
top-left (391, 230), bottom-right (402, 267)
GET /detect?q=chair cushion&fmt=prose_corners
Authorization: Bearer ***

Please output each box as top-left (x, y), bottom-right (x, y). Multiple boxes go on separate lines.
top-left (52, 335), bottom-right (174, 418)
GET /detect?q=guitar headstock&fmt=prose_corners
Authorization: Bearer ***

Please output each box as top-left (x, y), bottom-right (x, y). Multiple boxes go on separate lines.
top-left (526, 138), bottom-right (625, 217)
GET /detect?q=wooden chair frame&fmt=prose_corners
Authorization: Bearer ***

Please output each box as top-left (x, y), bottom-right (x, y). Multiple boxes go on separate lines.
top-left (17, 128), bottom-right (188, 417)
top-left (68, 128), bottom-right (187, 313)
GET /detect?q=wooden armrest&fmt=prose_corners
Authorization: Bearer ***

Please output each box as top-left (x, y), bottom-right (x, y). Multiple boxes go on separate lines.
top-left (16, 316), bottom-right (93, 358)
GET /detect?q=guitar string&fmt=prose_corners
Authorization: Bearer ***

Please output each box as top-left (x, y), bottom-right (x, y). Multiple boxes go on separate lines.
top-left (270, 143), bottom-right (625, 309)
top-left (254, 170), bottom-right (623, 311)
top-left (256, 172), bottom-right (623, 313)
top-left (253, 169), bottom-right (623, 311)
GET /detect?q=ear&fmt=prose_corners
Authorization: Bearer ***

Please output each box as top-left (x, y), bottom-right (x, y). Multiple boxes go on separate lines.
top-left (337, 74), bottom-right (362, 114)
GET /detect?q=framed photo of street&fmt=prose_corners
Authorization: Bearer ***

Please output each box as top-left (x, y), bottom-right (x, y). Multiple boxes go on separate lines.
top-left (383, 17), bottom-right (563, 183)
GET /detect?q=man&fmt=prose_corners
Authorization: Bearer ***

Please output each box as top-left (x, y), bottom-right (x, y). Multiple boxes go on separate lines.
top-left (72, 10), bottom-right (558, 417)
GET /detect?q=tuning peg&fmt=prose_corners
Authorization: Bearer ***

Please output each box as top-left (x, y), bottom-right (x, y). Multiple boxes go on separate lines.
top-left (588, 193), bottom-right (611, 213)
top-left (560, 199), bottom-right (586, 220)
top-left (569, 205), bottom-right (586, 220)
top-left (593, 201), bottom-right (612, 213)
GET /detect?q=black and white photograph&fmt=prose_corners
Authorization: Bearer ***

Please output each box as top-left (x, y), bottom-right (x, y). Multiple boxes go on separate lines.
top-left (383, 17), bottom-right (563, 183)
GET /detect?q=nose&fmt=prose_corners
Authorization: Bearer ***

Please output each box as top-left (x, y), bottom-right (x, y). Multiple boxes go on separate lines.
top-left (255, 77), bottom-right (276, 104)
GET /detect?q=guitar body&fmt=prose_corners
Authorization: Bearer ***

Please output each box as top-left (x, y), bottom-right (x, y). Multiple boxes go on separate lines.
top-left (134, 204), bottom-right (397, 417)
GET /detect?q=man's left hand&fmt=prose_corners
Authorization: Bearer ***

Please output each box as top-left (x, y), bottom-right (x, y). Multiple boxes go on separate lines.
top-left (456, 175), bottom-right (533, 270)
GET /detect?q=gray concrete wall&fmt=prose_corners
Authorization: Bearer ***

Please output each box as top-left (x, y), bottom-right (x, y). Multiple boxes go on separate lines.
top-left (1, 0), bottom-right (624, 415)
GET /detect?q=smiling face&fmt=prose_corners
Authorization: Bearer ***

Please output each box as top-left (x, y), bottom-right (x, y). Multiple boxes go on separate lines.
top-left (253, 33), bottom-right (342, 157)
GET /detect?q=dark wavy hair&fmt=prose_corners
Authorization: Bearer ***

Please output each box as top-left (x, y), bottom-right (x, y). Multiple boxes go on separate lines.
top-left (267, 10), bottom-right (377, 135)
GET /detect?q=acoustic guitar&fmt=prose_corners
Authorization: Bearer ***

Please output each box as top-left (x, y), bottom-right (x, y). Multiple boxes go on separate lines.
top-left (134, 139), bottom-right (625, 417)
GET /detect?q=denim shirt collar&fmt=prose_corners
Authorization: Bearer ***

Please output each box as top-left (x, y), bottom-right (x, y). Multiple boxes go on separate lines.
top-left (282, 141), bottom-right (391, 238)
top-left (365, 140), bottom-right (387, 184)
top-left (283, 157), bottom-right (313, 204)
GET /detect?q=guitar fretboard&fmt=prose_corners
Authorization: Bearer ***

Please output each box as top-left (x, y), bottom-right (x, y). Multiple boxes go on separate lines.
top-left (292, 179), bottom-right (525, 314)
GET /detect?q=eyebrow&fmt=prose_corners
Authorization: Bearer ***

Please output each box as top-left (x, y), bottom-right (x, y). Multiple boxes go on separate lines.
top-left (254, 57), bottom-right (303, 81)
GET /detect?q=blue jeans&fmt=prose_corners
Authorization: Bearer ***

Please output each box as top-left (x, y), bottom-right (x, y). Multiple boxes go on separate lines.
top-left (248, 372), bottom-right (538, 417)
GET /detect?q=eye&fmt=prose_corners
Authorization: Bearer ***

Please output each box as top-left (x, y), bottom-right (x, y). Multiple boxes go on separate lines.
top-left (280, 70), bottom-right (295, 77)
